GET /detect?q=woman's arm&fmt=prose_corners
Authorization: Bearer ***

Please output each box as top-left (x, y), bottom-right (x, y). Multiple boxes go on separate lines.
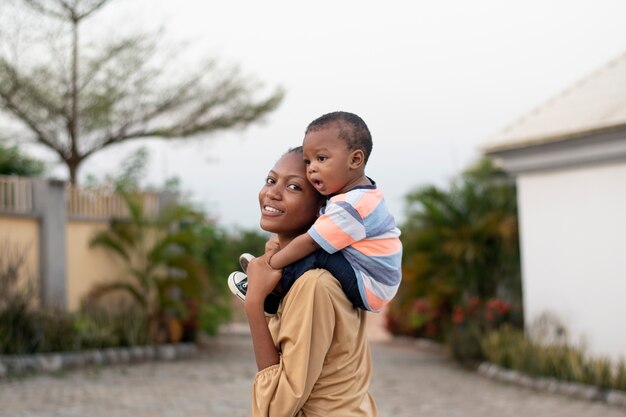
top-left (251, 270), bottom-right (338, 417)
top-left (268, 232), bottom-right (319, 269)
top-left (245, 254), bottom-right (282, 371)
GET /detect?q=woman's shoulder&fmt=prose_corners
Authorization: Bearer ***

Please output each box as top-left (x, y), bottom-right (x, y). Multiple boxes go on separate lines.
top-left (283, 268), bottom-right (347, 309)
top-left (294, 268), bottom-right (341, 292)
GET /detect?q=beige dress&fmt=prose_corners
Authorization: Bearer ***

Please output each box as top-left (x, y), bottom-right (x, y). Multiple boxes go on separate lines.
top-left (251, 269), bottom-right (379, 417)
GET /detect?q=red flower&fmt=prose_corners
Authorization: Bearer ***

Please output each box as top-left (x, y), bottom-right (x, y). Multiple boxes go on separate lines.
top-left (452, 306), bottom-right (465, 324)
top-left (466, 296), bottom-right (480, 314)
top-left (486, 298), bottom-right (511, 315)
top-left (484, 310), bottom-right (495, 322)
top-left (412, 298), bottom-right (430, 314)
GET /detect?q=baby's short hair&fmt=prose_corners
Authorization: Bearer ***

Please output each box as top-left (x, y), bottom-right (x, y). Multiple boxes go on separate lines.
top-left (285, 145), bottom-right (303, 155)
top-left (305, 111), bottom-right (373, 164)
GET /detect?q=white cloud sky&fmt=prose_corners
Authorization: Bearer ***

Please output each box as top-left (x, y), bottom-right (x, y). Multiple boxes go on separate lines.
top-left (9, 0), bottom-right (626, 231)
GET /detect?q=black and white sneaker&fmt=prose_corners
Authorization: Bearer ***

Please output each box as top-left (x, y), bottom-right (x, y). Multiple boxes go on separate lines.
top-left (239, 253), bottom-right (255, 273)
top-left (227, 270), bottom-right (280, 317)
top-left (228, 271), bottom-right (248, 302)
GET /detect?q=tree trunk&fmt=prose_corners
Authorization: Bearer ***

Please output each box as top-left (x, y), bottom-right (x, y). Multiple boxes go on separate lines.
top-left (68, 15), bottom-right (80, 184)
top-left (68, 160), bottom-right (79, 185)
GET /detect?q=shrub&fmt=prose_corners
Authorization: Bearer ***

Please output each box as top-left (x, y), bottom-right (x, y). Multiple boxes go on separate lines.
top-left (0, 306), bottom-right (81, 354)
top-left (0, 239), bottom-right (42, 354)
top-left (198, 302), bottom-right (232, 336)
top-left (386, 296), bottom-right (449, 341)
top-left (0, 302), bottom-right (41, 354)
top-left (481, 325), bottom-right (626, 392)
top-left (447, 296), bottom-right (515, 363)
top-left (76, 300), bottom-right (150, 348)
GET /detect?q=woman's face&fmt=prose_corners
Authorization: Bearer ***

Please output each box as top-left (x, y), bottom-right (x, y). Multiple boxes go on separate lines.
top-left (258, 151), bottom-right (323, 240)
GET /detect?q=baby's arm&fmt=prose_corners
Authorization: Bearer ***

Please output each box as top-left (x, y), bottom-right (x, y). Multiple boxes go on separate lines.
top-left (268, 232), bottom-right (320, 269)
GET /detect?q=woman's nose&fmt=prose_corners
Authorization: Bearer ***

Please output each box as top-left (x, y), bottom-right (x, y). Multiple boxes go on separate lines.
top-left (266, 188), bottom-right (281, 200)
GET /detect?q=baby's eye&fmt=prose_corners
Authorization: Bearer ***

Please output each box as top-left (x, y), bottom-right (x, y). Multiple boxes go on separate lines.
top-left (317, 156), bottom-right (327, 162)
top-left (265, 177), bottom-right (276, 185)
top-left (303, 159), bottom-right (311, 165)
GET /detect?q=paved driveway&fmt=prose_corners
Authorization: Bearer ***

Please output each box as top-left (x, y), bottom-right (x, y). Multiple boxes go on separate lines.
top-left (0, 330), bottom-right (623, 417)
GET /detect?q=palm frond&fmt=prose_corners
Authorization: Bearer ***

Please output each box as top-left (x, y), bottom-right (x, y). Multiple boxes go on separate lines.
top-left (89, 231), bottom-right (130, 261)
top-left (88, 280), bottom-right (147, 309)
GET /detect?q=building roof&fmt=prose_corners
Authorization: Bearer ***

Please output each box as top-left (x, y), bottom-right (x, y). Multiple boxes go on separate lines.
top-left (482, 52), bottom-right (626, 153)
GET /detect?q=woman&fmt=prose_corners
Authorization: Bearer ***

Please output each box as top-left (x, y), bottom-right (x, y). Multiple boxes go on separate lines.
top-left (245, 146), bottom-right (379, 417)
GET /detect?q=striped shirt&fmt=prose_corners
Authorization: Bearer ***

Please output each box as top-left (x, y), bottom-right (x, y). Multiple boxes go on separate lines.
top-left (307, 182), bottom-right (402, 312)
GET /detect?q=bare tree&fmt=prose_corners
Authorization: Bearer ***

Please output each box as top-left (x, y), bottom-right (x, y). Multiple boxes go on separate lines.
top-left (0, 0), bottom-right (284, 183)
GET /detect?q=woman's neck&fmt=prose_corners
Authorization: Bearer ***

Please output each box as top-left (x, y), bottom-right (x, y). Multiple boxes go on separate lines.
top-left (276, 232), bottom-right (300, 248)
top-left (277, 236), bottom-right (293, 248)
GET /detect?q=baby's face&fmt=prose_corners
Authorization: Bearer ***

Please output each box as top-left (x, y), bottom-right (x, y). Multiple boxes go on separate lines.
top-left (302, 127), bottom-right (353, 196)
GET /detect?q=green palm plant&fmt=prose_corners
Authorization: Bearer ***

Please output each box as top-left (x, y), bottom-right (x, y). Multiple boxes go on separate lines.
top-left (88, 189), bottom-right (209, 343)
top-left (389, 157), bottom-right (522, 340)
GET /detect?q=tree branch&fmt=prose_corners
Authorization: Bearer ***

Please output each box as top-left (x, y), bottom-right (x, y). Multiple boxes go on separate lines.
top-left (21, 0), bottom-right (113, 22)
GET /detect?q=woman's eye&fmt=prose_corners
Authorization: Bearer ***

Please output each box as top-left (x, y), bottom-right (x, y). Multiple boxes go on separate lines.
top-left (265, 177), bottom-right (276, 185)
top-left (288, 184), bottom-right (301, 191)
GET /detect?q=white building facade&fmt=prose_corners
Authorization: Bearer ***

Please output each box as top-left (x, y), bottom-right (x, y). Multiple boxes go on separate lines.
top-left (483, 53), bottom-right (626, 363)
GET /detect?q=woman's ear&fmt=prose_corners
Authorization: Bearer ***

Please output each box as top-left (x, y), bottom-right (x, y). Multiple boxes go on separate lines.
top-left (349, 149), bottom-right (365, 170)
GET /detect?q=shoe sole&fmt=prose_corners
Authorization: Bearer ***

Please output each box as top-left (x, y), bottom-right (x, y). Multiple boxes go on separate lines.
top-left (239, 253), bottom-right (255, 273)
top-left (227, 271), bottom-right (246, 302)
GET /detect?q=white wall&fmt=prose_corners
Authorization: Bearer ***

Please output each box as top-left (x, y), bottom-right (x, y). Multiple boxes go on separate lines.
top-left (517, 160), bottom-right (626, 362)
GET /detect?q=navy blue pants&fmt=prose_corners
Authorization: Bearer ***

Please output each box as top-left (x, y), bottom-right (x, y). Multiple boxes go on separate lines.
top-left (275, 250), bottom-right (365, 310)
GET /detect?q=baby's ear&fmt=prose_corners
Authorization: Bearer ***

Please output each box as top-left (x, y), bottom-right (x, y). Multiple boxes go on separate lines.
top-left (349, 149), bottom-right (365, 169)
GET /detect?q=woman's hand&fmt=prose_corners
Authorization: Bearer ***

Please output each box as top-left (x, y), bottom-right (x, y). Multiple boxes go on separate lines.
top-left (245, 255), bottom-right (282, 311)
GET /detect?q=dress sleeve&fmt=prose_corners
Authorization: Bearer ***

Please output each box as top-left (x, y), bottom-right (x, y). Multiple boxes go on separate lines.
top-left (251, 270), bottom-right (336, 417)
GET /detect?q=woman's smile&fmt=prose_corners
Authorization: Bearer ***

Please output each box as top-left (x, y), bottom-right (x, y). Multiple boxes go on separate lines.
top-left (262, 204), bottom-right (284, 215)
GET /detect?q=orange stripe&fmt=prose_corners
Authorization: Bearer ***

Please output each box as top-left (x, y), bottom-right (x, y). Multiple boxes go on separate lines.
top-left (314, 216), bottom-right (355, 249)
top-left (352, 237), bottom-right (402, 256)
top-left (353, 190), bottom-right (383, 218)
top-left (365, 287), bottom-right (386, 311)
top-left (330, 194), bottom-right (348, 203)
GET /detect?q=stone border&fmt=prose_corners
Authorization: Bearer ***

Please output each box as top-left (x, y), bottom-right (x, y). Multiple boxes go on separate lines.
top-left (478, 362), bottom-right (626, 409)
top-left (0, 343), bottom-right (198, 379)
top-left (396, 337), bottom-right (626, 410)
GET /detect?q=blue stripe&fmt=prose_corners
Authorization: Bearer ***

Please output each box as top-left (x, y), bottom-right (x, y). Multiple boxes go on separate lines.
top-left (307, 228), bottom-right (340, 254)
top-left (342, 248), bottom-right (402, 286)
top-left (354, 269), bottom-right (374, 312)
top-left (363, 201), bottom-right (397, 237)
top-left (335, 201), bottom-right (363, 225)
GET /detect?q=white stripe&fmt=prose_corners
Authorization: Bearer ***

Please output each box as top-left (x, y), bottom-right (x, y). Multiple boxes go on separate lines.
top-left (361, 271), bottom-right (399, 301)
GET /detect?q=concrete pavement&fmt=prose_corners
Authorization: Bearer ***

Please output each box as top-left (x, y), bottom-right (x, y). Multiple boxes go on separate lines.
top-left (0, 327), bottom-right (624, 417)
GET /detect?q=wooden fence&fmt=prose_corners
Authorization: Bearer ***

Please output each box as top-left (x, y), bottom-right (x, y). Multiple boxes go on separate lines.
top-left (66, 185), bottom-right (160, 219)
top-left (0, 175), bottom-right (33, 214)
top-left (0, 175), bottom-right (160, 219)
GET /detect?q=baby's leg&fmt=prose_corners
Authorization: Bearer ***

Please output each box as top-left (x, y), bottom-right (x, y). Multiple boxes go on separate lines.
top-left (280, 252), bottom-right (321, 294)
top-left (314, 251), bottom-right (366, 310)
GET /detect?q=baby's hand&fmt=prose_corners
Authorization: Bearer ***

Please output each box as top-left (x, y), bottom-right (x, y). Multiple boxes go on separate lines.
top-left (265, 234), bottom-right (280, 256)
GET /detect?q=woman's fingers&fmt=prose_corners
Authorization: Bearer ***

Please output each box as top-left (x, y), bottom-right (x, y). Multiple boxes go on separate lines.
top-left (246, 257), bottom-right (282, 304)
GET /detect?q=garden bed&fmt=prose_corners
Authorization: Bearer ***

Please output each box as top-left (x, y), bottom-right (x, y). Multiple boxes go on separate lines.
top-left (478, 362), bottom-right (626, 409)
top-left (0, 342), bottom-right (198, 379)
